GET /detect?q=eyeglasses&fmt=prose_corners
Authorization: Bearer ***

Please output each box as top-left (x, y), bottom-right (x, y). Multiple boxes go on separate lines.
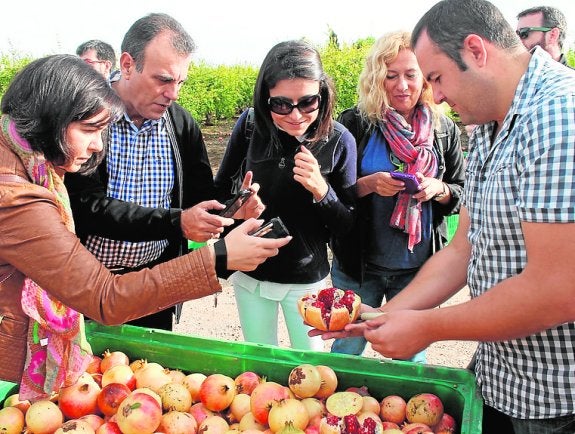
top-left (267, 94), bottom-right (321, 115)
top-left (82, 58), bottom-right (106, 66)
top-left (516, 27), bottom-right (553, 40)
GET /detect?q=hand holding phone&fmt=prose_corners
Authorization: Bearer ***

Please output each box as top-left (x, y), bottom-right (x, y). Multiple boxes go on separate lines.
top-left (219, 189), bottom-right (254, 217)
top-left (249, 217), bottom-right (290, 238)
top-left (390, 172), bottom-right (420, 194)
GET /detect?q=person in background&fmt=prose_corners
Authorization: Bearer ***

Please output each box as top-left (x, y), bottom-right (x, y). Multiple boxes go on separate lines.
top-left (0, 54), bottom-right (290, 399)
top-left (516, 5), bottom-right (572, 67)
top-left (329, 31), bottom-right (465, 362)
top-left (464, 6), bottom-right (571, 158)
top-left (76, 39), bottom-right (117, 79)
top-left (313, 0), bottom-right (575, 431)
top-left (65, 13), bottom-right (266, 332)
top-left (215, 40), bottom-right (357, 350)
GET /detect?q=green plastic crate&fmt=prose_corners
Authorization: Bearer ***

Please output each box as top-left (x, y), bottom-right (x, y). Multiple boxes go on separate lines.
top-left (1, 323), bottom-right (483, 433)
top-left (0, 381), bottom-right (17, 405)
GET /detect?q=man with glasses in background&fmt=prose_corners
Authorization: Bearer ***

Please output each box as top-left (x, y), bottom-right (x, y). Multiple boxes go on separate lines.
top-left (516, 5), bottom-right (572, 67)
top-left (76, 39), bottom-right (117, 79)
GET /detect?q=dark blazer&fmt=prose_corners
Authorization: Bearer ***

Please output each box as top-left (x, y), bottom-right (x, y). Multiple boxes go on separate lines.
top-left (65, 103), bottom-right (215, 260)
top-left (331, 107), bottom-right (465, 282)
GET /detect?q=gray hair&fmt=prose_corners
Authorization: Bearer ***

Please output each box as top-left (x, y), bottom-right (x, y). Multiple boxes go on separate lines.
top-left (121, 13), bottom-right (196, 72)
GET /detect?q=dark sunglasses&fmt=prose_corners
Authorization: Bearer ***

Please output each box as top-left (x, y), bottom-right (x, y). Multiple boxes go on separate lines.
top-left (267, 94), bottom-right (321, 115)
top-left (516, 26), bottom-right (552, 39)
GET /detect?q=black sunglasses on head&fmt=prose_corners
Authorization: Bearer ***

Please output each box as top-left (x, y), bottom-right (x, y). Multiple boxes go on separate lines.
top-left (267, 94), bottom-right (321, 115)
top-left (516, 26), bottom-right (553, 39)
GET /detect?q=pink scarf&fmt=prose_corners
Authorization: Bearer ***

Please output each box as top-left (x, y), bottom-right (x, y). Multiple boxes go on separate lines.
top-left (2, 116), bottom-right (92, 401)
top-left (381, 105), bottom-right (437, 251)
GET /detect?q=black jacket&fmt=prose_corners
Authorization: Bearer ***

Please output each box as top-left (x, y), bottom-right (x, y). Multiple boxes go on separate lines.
top-left (65, 103), bottom-right (215, 260)
top-left (331, 107), bottom-right (465, 282)
top-left (215, 109), bottom-right (357, 283)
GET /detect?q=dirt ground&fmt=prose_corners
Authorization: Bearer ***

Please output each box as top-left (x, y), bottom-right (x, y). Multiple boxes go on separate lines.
top-left (174, 118), bottom-right (477, 371)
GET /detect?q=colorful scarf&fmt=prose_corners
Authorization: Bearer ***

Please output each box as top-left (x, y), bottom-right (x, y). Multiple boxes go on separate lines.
top-left (380, 105), bottom-right (437, 252)
top-left (2, 116), bottom-right (92, 401)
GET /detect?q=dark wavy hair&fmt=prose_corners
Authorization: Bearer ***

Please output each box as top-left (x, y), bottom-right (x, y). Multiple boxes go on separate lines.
top-left (412, 0), bottom-right (521, 71)
top-left (1, 54), bottom-right (124, 172)
top-left (252, 40), bottom-right (335, 151)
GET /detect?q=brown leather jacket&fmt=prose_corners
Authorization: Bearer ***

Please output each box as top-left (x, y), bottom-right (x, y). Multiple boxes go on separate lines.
top-left (0, 136), bottom-right (221, 383)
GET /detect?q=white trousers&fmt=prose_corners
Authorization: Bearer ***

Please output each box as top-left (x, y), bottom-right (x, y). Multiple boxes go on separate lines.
top-left (231, 272), bottom-right (325, 351)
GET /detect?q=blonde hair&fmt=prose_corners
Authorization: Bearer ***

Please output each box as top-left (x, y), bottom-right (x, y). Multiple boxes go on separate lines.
top-left (357, 30), bottom-right (439, 126)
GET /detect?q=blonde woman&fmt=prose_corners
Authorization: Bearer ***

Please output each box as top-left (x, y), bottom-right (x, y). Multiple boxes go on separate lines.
top-left (329, 31), bottom-right (465, 361)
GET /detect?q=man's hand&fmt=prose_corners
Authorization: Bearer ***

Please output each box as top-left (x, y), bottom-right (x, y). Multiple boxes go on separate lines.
top-left (308, 308), bottom-right (430, 360)
top-left (361, 310), bottom-right (431, 359)
top-left (307, 303), bottom-right (381, 339)
top-left (181, 200), bottom-right (233, 242)
top-left (223, 219), bottom-right (291, 271)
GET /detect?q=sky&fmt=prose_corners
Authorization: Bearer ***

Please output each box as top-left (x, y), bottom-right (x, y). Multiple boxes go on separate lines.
top-left (1, 0), bottom-right (574, 66)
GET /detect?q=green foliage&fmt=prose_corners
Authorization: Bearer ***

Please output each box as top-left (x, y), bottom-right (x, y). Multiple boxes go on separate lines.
top-left (320, 38), bottom-right (374, 116)
top-left (0, 54), bottom-right (32, 105)
top-left (0, 43), bottom-right (573, 126)
top-left (0, 36), bottom-right (372, 125)
top-left (181, 62), bottom-right (258, 124)
top-left (566, 48), bottom-right (575, 68)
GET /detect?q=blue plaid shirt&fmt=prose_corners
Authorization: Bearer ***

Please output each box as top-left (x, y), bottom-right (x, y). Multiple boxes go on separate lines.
top-left (465, 48), bottom-right (575, 419)
top-left (85, 113), bottom-right (175, 268)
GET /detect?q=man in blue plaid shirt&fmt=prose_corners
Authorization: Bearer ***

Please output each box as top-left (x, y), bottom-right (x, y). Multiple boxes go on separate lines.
top-left (65, 14), bottom-right (266, 331)
top-left (315, 0), bottom-right (575, 432)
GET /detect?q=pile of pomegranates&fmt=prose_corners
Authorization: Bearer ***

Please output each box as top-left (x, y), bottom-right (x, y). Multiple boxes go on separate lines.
top-left (0, 351), bottom-right (457, 434)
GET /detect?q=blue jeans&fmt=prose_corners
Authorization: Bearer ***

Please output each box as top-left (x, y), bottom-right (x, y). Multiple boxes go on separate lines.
top-left (330, 259), bottom-right (426, 363)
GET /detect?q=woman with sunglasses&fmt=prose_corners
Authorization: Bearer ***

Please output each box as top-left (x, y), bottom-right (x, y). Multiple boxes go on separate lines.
top-left (0, 55), bottom-right (290, 397)
top-left (215, 40), bottom-right (357, 350)
top-left (328, 31), bottom-right (465, 362)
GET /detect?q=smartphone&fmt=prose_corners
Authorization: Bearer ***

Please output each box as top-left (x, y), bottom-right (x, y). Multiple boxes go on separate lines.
top-left (249, 217), bottom-right (290, 238)
top-left (219, 189), bottom-right (253, 217)
top-left (390, 171), bottom-right (420, 194)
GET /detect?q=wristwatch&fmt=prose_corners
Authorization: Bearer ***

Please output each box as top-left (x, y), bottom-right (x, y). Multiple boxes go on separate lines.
top-left (434, 183), bottom-right (449, 201)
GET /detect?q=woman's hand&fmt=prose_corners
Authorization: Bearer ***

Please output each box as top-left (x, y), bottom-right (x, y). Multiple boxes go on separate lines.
top-left (357, 172), bottom-right (404, 198)
top-left (293, 145), bottom-right (328, 201)
top-left (234, 171), bottom-right (266, 219)
top-left (412, 172), bottom-right (447, 203)
top-left (223, 219), bottom-right (292, 271)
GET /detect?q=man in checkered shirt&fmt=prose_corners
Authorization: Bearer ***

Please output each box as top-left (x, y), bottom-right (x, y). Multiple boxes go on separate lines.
top-left (315, 0), bottom-right (575, 432)
top-left (65, 14), bottom-right (266, 331)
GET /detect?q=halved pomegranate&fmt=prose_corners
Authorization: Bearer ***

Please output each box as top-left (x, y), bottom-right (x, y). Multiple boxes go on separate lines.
top-left (298, 288), bottom-right (360, 331)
